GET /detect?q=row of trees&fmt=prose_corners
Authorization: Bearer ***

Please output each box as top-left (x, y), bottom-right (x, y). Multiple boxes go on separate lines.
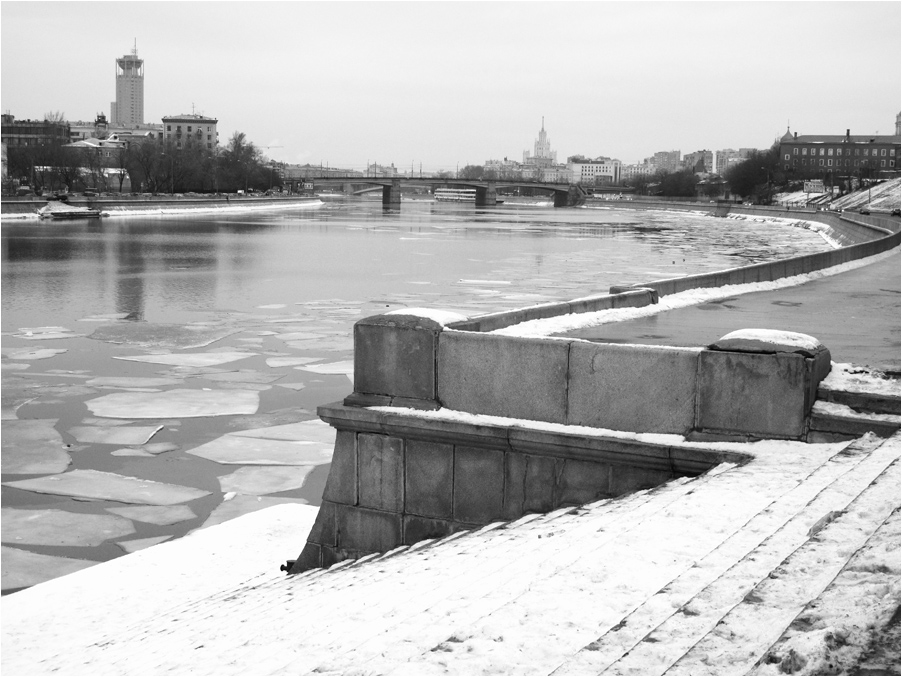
top-left (5, 132), bottom-right (280, 195)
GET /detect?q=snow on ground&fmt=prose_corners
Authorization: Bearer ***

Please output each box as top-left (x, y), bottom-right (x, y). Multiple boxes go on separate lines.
top-left (491, 248), bottom-right (899, 338)
top-left (821, 362), bottom-right (901, 396)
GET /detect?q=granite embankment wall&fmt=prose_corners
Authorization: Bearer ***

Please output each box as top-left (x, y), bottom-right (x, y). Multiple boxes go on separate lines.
top-left (291, 210), bottom-right (899, 572)
top-left (0, 194), bottom-right (319, 215)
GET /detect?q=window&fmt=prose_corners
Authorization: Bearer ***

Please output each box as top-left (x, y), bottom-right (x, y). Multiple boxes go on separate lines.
top-left (891, 149), bottom-right (897, 156)
top-left (802, 148), bottom-right (807, 155)
top-left (793, 148), bottom-right (798, 155)
top-left (855, 148), bottom-right (860, 156)
top-left (819, 159), bottom-right (824, 166)
top-left (166, 125), bottom-right (171, 131)
top-left (177, 126), bottom-right (181, 132)
top-left (828, 159), bottom-right (833, 167)
top-left (187, 126), bottom-right (192, 132)
top-left (828, 148), bottom-right (833, 156)
top-left (881, 160), bottom-right (886, 167)
top-left (784, 154), bottom-right (790, 160)
top-left (881, 149), bottom-right (886, 156)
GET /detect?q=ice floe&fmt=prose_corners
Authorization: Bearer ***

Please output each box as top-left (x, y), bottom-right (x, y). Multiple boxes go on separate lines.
top-left (1, 546), bottom-right (96, 592)
top-left (3, 469), bottom-right (211, 505)
top-left (113, 352), bottom-right (256, 367)
top-left (90, 322), bottom-right (242, 349)
top-left (12, 326), bottom-right (84, 340)
top-left (218, 466), bottom-right (315, 495)
top-left (230, 419), bottom-right (336, 444)
top-left (106, 505), bottom-right (196, 525)
top-left (1, 363), bottom-right (30, 372)
top-left (4, 348), bottom-right (68, 360)
top-left (274, 331), bottom-right (325, 341)
top-left (294, 360), bottom-right (354, 376)
top-left (68, 425), bottom-right (163, 446)
top-left (86, 377), bottom-right (185, 388)
top-left (265, 357), bottom-right (320, 368)
top-left (201, 371), bottom-right (282, 384)
top-left (275, 382), bottom-right (306, 391)
top-left (2, 419), bottom-right (72, 474)
top-left (2, 508), bottom-right (135, 546)
top-left (86, 389), bottom-right (259, 418)
top-left (187, 436), bottom-right (333, 466)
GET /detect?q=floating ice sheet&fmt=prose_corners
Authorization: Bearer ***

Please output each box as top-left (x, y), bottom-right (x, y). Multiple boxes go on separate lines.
top-left (231, 418), bottom-right (336, 444)
top-left (201, 370), bottom-right (282, 384)
top-left (106, 505), bottom-right (196, 525)
top-left (13, 326), bottom-right (84, 340)
top-left (2, 508), bottom-right (135, 547)
top-left (2, 419), bottom-right (71, 474)
top-left (113, 352), bottom-right (256, 367)
top-left (68, 425), bottom-right (163, 446)
top-left (294, 360), bottom-right (354, 376)
top-left (3, 469), bottom-right (211, 505)
top-left (275, 382), bottom-right (306, 391)
top-left (86, 389), bottom-right (259, 418)
top-left (187, 435), bottom-right (333, 465)
top-left (218, 466), bottom-right (315, 495)
top-left (265, 357), bottom-right (320, 368)
top-left (1, 546), bottom-right (96, 592)
top-left (1, 363), bottom-right (30, 372)
top-left (90, 322), bottom-right (243, 350)
top-left (257, 304), bottom-right (287, 309)
top-left (4, 348), bottom-right (68, 360)
top-left (86, 377), bottom-right (185, 388)
top-left (275, 332), bottom-right (325, 341)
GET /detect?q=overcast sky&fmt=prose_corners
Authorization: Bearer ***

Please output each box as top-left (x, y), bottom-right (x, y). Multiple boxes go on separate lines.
top-left (2, 1), bottom-right (899, 171)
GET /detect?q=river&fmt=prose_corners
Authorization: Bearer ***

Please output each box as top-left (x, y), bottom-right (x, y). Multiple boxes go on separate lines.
top-left (1, 196), bottom-right (832, 592)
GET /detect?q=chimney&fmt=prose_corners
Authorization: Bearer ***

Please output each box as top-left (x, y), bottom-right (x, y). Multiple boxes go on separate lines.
top-left (794, 132), bottom-right (797, 140)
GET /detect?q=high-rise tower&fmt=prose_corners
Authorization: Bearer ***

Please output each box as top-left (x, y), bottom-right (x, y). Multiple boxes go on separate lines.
top-left (111, 43), bottom-right (144, 126)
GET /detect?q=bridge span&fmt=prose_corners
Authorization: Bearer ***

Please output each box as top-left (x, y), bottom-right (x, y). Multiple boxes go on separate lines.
top-left (299, 177), bottom-right (588, 208)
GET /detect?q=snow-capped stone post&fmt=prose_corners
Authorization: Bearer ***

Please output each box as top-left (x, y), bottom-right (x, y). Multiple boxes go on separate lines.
top-left (695, 329), bottom-right (832, 440)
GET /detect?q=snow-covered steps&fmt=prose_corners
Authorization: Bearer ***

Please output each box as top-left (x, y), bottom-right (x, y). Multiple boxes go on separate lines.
top-left (809, 400), bottom-right (900, 439)
top-left (2, 433), bottom-right (898, 675)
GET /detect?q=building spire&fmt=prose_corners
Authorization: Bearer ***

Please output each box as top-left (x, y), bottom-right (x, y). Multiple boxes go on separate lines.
top-left (541, 116), bottom-right (544, 131)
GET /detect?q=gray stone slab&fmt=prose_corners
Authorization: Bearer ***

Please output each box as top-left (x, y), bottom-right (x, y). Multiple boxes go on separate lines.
top-left (335, 505), bottom-right (402, 553)
top-left (404, 439), bottom-right (453, 519)
top-left (503, 452), bottom-right (558, 520)
top-left (555, 459), bottom-right (612, 507)
top-left (438, 332), bottom-right (569, 423)
top-left (696, 350), bottom-right (810, 439)
top-left (357, 434), bottom-right (404, 512)
top-left (305, 501), bottom-right (337, 547)
top-left (610, 464), bottom-right (676, 497)
top-left (321, 431), bottom-right (357, 505)
top-left (353, 314), bottom-right (441, 402)
top-left (402, 515), bottom-right (457, 545)
top-left (567, 342), bottom-right (700, 434)
top-left (453, 446), bottom-right (504, 524)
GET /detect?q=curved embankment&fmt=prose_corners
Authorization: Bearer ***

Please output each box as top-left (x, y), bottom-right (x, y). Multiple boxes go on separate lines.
top-left (0, 194), bottom-right (321, 216)
top-left (292, 207), bottom-right (899, 571)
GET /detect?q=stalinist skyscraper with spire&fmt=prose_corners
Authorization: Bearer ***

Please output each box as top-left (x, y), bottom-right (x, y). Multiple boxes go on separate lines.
top-left (111, 43), bottom-right (144, 126)
top-left (523, 117), bottom-right (557, 166)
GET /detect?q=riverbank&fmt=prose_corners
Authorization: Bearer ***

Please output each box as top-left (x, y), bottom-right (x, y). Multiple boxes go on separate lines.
top-left (0, 194), bottom-right (323, 218)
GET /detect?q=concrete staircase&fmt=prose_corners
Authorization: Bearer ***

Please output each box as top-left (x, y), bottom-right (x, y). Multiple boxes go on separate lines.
top-left (4, 434), bottom-right (898, 676)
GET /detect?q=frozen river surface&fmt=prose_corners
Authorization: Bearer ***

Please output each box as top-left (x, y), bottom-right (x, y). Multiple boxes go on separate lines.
top-left (1, 198), bottom-right (831, 592)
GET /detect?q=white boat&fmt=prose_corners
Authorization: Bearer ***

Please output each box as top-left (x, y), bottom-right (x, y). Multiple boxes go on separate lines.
top-left (434, 188), bottom-right (476, 202)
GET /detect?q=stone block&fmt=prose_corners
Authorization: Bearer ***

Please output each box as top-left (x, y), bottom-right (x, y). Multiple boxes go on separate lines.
top-left (288, 542), bottom-right (322, 573)
top-left (353, 314), bottom-right (443, 402)
top-left (321, 430), bottom-right (357, 505)
top-left (567, 342), bottom-right (700, 434)
top-left (335, 505), bottom-right (402, 553)
top-left (402, 515), bottom-right (457, 544)
top-left (696, 350), bottom-right (811, 439)
top-left (555, 459), bottom-right (612, 507)
top-left (405, 439), bottom-right (453, 519)
top-left (306, 500), bottom-right (338, 546)
top-left (610, 464), bottom-right (675, 497)
top-left (503, 452), bottom-right (558, 520)
top-left (357, 433), bottom-right (404, 512)
top-left (453, 446), bottom-right (505, 524)
top-left (438, 332), bottom-right (570, 423)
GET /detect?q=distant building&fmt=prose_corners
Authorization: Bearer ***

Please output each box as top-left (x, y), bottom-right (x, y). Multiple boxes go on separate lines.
top-left (484, 158), bottom-right (521, 180)
top-left (69, 113), bottom-right (162, 144)
top-left (779, 116), bottom-right (901, 179)
top-left (111, 45), bottom-right (145, 126)
top-left (1, 113), bottom-right (70, 148)
top-left (647, 150), bottom-right (681, 173)
top-left (568, 158), bottom-right (622, 186)
top-left (523, 118), bottom-right (557, 166)
top-left (682, 150), bottom-right (713, 173)
top-left (162, 114), bottom-right (219, 149)
top-left (620, 163), bottom-right (657, 181)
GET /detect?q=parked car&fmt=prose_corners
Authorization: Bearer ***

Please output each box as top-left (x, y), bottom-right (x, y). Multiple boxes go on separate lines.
top-left (891, 208), bottom-right (900, 217)
top-left (859, 207), bottom-right (871, 215)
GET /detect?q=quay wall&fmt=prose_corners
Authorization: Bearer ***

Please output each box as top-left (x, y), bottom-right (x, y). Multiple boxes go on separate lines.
top-left (1, 194), bottom-right (320, 215)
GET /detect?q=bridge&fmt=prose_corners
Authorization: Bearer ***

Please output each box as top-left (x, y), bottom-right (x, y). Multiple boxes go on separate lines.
top-left (291, 177), bottom-right (588, 208)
